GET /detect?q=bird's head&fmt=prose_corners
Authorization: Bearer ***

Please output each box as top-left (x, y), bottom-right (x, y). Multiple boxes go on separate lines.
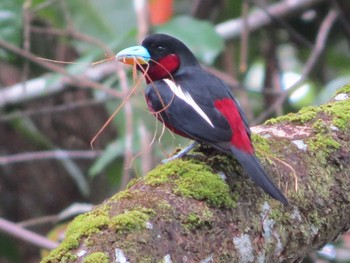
top-left (116, 34), bottom-right (199, 82)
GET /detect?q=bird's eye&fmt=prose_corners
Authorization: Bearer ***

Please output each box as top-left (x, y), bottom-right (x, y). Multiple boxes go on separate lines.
top-left (157, 46), bottom-right (166, 53)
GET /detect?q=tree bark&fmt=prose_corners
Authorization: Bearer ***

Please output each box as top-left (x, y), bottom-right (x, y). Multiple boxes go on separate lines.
top-left (42, 85), bottom-right (350, 263)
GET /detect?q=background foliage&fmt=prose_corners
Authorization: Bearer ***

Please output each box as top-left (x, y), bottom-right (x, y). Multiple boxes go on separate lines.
top-left (0, 0), bottom-right (349, 262)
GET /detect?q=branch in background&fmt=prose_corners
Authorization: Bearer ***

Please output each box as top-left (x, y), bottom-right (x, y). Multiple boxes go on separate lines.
top-left (0, 62), bottom-right (117, 108)
top-left (0, 203), bottom-right (93, 250)
top-left (138, 121), bottom-right (153, 175)
top-left (0, 97), bottom-right (113, 122)
top-left (18, 215), bottom-right (59, 229)
top-left (239, 0), bottom-right (250, 73)
top-left (22, 0), bottom-right (32, 86)
top-left (203, 66), bottom-right (239, 89)
top-left (0, 150), bottom-right (103, 166)
top-left (215, 0), bottom-right (325, 40)
top-left (134, 0), bottom-right (149, 43)
top-left (252, 0), bottom-right (313, 48)
top-left (117, 62), bottom-right (134, 190)
top-left (0, 39), bottom-right (122, 98)
top-left (0, 217), bottom-right (59, 250)
top-left (30, 26), bottom-right (113, 57)
top-left (332, 0), bottom-right (350, 43)
top-left (252, 8), bottom-right (338, 125)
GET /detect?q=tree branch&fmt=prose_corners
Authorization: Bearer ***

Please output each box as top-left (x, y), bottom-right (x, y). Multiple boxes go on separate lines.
top-left (0, 62), bottom-right (118, 108)
top-left (0, 217), bottom-right (59, 250)
top-left (41, 85), bottom-right (350, 262)
top-left (0, 150), bottom-right (103, 165)
top-left (215, 0), bottom-right (325, 40)
top-left (252, 8), bottom-right (338, 125)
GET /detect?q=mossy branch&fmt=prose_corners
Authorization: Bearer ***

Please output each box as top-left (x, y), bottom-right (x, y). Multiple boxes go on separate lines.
top-left (42, 85), bottom-right (350, 263)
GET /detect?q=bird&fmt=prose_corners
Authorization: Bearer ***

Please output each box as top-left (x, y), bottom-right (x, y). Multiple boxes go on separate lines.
top-left (116, 33), bottom-right (288, 205)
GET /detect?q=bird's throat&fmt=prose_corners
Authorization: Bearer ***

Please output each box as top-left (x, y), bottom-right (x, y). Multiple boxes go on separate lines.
top-left (145, 54), bottom-right (180, 83)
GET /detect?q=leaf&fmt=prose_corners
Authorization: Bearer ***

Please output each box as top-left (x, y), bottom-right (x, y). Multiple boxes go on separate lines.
top-left (155, 16), bottom-right (224, 64)
top-left (65, 0), bottom-right (137, 53)
top-left (105, 159), bottom-right (124, 187)
top-left (89, 139), bottom-right (124, 177)
top-left (0, 0), bottom-right (23, 59)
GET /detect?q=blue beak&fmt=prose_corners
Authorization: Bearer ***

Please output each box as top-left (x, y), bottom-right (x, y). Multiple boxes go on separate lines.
top-left (116, 46), bottom-right (151, 65)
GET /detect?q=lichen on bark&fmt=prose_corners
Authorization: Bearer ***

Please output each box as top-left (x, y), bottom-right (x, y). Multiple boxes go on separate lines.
top-left (42, 85), bottom-right (350, 263)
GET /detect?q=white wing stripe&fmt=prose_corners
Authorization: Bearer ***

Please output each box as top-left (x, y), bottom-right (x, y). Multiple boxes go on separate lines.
top-left (163, 79), bottom-right (214, 128)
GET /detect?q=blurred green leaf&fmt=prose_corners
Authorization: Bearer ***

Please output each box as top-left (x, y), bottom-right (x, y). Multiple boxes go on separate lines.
top-left (10, 116), bottom-right (54, 149)
top-left (32, 0), bottom-right (65, 27)
top-left (65, 0), bottom-right (137, 53)
top-left (0, 233), bottom-right (20, 263)
top-left (89, 138), bottom-right (124, 177)
top-left (0, 0), bottom-right (23, 59)
top-left (106, 158), bottom-right (124, 187)
top-left (155, 16), bottom-right (224, 64)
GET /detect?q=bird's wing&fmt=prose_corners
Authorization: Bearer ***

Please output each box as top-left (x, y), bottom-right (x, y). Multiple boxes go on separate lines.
top-left (145, 69), bottom-right (242, 145)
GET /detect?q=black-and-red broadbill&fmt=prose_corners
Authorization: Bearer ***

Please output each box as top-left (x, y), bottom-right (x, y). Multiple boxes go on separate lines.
top-left (116, 33), bottom-right (288, 205)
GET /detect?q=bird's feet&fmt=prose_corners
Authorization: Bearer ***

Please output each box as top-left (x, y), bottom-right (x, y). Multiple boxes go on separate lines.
top-left (161, 141), bottom-right (199, 164)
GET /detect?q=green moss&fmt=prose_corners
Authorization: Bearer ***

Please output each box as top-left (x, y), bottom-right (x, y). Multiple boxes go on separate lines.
top-left (265, 106), bottom-right (319, 125)
top-left (207, 154), bottom-right (237, 176)
top-left (83, 252), bottom-right (109, 263)
top-left (265, 86), bottom-right (349, 131)
top-left (184, 209), bottom-right (214, 230)
top-left (110, 209), bottom-right (154, 232)
top-left (157, 201), bottom-right (172, 211)
top-left (144, 161), bottom-right (177, 185)
top-left (269, 209), bottom-right (291, 224)
top-left (174, 168), bottom-right (234, 208)
top-left (310, 133), bottom-right (341, 152)
top-left (323, 100), bottom-right (350, 130)
top-left (309, 210), bottom-right (326, 229)
top-left (126, 177), bottom-right (141, 189)
top-left (251, 134), bottom-right (272, 157)
top-left (110, 189), bottom-right (132, 201)
top-left (139, 256), bottom-right (154, 263)
top-left (312, 119), bottom-right (328, 133)
top-left (308, 120), bottom-right (341, 155)
top-left (42, 206), bottom-right (156, 262)
top-left (335, 84), bottom-right (350, 94)
top-left (41, 210), bottom-right (110, 263)
top-left (145, 159), bottom-right (235, 208)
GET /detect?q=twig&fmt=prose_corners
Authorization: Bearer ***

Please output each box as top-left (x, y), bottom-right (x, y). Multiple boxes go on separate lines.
top-left (139, 121), bottom-right (153, 175)
top-left (0, 39), bottom-right (121, 98)
top-left (118, 68), bottom-right (134, 190)
top-left (252, 9), bottom-right (338, 125)
top-left (134, 0), bottom-right (149, 43)
top-left (203, 66), bottom-right (239, 88)
top-left (0, 97), bottom-right (113, 122)
top-left (332, 0), bottom-right (350, 41)
top-left (216, 0), bottom-right (325, 40)
top-left (30, 26), bottom-right (113, 57)
top-left (18, 203), bottom-right (93, 228)
top-left (31, 0), bottom-right (59, 12)
top-left (18, 215), bottom-right (59, 228)
top-left (0, 62), bottom-right (118, 108)
top-left (0, 150), bottom-right (103, 165)
top-left (117, 0), bottom-right (149, 188)
top-left (0, 217), bottom-right (59, 250)
top-left (240, 0), bottom-right (250, 73)
top-left (22, 0), bottom-right (32, 88)
top-left (251, 0), bottom-right (313, 48)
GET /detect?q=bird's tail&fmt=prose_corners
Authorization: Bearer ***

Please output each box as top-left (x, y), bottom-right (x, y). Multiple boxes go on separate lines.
top-left (230, 147), bottom-right (288, 205)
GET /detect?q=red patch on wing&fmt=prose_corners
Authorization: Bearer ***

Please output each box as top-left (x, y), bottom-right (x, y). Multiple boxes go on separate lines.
top-left (146, 54), bottom-right (180, 83)
top-left (214, 98), bottom-right (253, 153)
